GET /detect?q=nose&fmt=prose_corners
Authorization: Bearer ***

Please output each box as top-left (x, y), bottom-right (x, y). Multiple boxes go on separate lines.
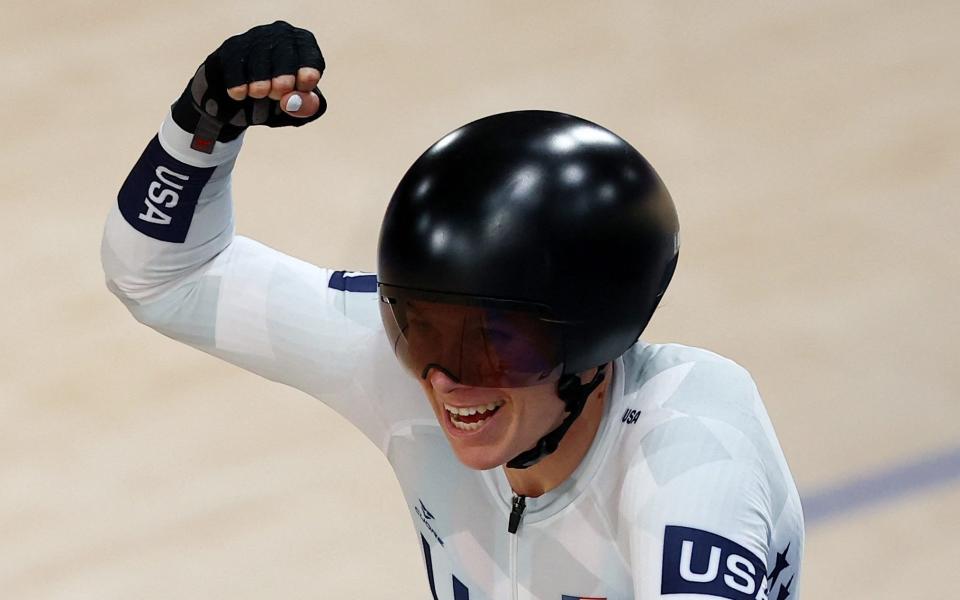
top-left (427, 368), bottom-right (463, 394)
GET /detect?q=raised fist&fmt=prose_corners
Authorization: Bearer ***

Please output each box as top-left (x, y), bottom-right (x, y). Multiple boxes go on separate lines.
top-left (171, 21), bottom-right (327, 153)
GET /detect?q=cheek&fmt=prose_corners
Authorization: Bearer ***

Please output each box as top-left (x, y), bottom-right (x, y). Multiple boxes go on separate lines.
top-left (511, 386), bottom-right (566, 432)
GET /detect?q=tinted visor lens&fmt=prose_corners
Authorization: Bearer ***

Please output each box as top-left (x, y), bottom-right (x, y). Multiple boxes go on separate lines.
top-left (380, 295), bottom-right (564, 388)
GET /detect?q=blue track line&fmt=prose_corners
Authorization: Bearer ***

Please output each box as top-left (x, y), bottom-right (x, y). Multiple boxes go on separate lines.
top-left (802, 445), bottom-right (960, 525)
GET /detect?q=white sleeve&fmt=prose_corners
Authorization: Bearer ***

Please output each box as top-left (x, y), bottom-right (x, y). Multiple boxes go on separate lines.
top-left (101, 111), bottom-right (389, 447)
top-left (622, 363), bottom-right (780, 599)
top-left (626, 447), bottom-right (773, 599)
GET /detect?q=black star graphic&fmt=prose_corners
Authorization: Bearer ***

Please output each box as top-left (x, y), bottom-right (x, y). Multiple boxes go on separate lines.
top-left (768, 543), bottom-right (791, 585)
top-left (776, 575), bottom-right (794, 600)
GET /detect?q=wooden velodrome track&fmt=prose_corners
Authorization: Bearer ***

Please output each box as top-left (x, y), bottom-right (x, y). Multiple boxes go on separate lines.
top-left (1, 1), bottom-right (957, 598)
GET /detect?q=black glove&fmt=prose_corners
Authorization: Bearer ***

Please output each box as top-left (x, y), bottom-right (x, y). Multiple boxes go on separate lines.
top-left (171, 20), bottom-right (327, 153)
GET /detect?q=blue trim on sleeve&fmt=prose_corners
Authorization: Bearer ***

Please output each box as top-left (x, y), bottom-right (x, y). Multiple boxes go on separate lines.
top-left (328, 271), bottom-right (377, 293)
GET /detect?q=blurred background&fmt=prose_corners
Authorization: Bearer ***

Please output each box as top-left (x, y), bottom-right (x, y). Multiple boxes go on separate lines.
top-left (1, 1), bottom-right (957, 597)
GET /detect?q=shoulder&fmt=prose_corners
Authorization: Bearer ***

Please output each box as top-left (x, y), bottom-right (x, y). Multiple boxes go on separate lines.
top-left (604, 344), bottom-right (802, 595)
top-left (619, 342), bottom-right (773, 461)
top-left (322, 269), bottom-right (381, 329)
top-left (611, 341), bottom-right (795, 535)
top-left (613, 342), bottom-right (776, 512)
top-left (620, 342), bottom-right (760, 417)
top-left (623, 341), bottom-right (755, 387)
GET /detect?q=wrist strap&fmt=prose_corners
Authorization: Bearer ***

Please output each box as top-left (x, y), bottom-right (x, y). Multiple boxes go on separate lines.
top-left (170, 81), bottom-right (247, 153)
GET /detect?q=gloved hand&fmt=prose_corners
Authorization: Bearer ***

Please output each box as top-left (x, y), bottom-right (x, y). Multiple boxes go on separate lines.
top-left (171, 20), bottom-right (327, 153)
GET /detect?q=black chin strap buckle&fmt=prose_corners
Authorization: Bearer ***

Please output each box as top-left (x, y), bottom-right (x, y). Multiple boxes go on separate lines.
top-left (505, 364), bottom-right (607, 469)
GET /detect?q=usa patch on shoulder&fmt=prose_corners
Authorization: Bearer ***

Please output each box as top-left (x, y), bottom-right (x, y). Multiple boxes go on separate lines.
top-left (117, 135), bottom-right (216, 243)
top-left (661, 525), bottom-right (768, 600)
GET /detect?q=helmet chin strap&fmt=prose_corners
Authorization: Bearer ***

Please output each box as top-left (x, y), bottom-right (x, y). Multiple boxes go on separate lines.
top-left (505, 364), bottom-right (607, 470)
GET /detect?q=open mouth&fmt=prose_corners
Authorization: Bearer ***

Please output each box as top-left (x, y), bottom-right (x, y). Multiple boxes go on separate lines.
top-left (444, 400), bottom-right (505, 431)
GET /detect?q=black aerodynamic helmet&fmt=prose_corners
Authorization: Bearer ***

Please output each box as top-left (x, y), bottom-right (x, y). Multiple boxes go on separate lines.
top-left (378, 110), bottom-right (679, 467)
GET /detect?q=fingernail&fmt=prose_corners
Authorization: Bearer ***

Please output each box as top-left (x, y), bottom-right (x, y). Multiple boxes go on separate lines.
top-left (285, 95), bottom-right (303, 112)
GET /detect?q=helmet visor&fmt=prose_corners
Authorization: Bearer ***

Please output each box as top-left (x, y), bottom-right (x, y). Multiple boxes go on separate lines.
top-left (379, 287), bottom-right (565, 388)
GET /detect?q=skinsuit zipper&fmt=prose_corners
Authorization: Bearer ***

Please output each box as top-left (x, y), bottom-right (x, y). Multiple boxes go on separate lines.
top-left (508, 494), bottom-right (526, 600)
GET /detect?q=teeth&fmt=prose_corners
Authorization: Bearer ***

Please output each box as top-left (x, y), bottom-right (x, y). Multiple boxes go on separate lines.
top-left (444, 401), bottom-right (504, 417)
top-left (451, 418), bottom-right (489, 431)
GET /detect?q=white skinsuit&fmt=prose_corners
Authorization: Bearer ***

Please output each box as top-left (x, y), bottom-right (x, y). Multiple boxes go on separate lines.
top-left (101, 113), bottom-right (804, 600)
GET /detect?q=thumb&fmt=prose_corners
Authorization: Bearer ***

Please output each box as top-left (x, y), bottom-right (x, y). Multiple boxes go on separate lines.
top-left (281, 91), bottom-right (323, 118)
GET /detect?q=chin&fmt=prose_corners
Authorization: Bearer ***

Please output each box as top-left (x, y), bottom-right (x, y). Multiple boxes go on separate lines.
top-left (447, 439), bottom-right (513, 471)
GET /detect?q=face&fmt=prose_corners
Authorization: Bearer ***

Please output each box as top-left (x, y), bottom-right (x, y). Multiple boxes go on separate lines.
top-left (420, 368), bottom-right (567, 470)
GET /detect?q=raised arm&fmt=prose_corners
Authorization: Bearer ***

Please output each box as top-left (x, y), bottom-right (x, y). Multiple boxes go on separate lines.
top-left (101, 22), bottom-right (390, 447)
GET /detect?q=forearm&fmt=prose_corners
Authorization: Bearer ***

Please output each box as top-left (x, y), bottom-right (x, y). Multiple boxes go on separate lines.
top-left (101, 111), bottom-right (243, 305)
